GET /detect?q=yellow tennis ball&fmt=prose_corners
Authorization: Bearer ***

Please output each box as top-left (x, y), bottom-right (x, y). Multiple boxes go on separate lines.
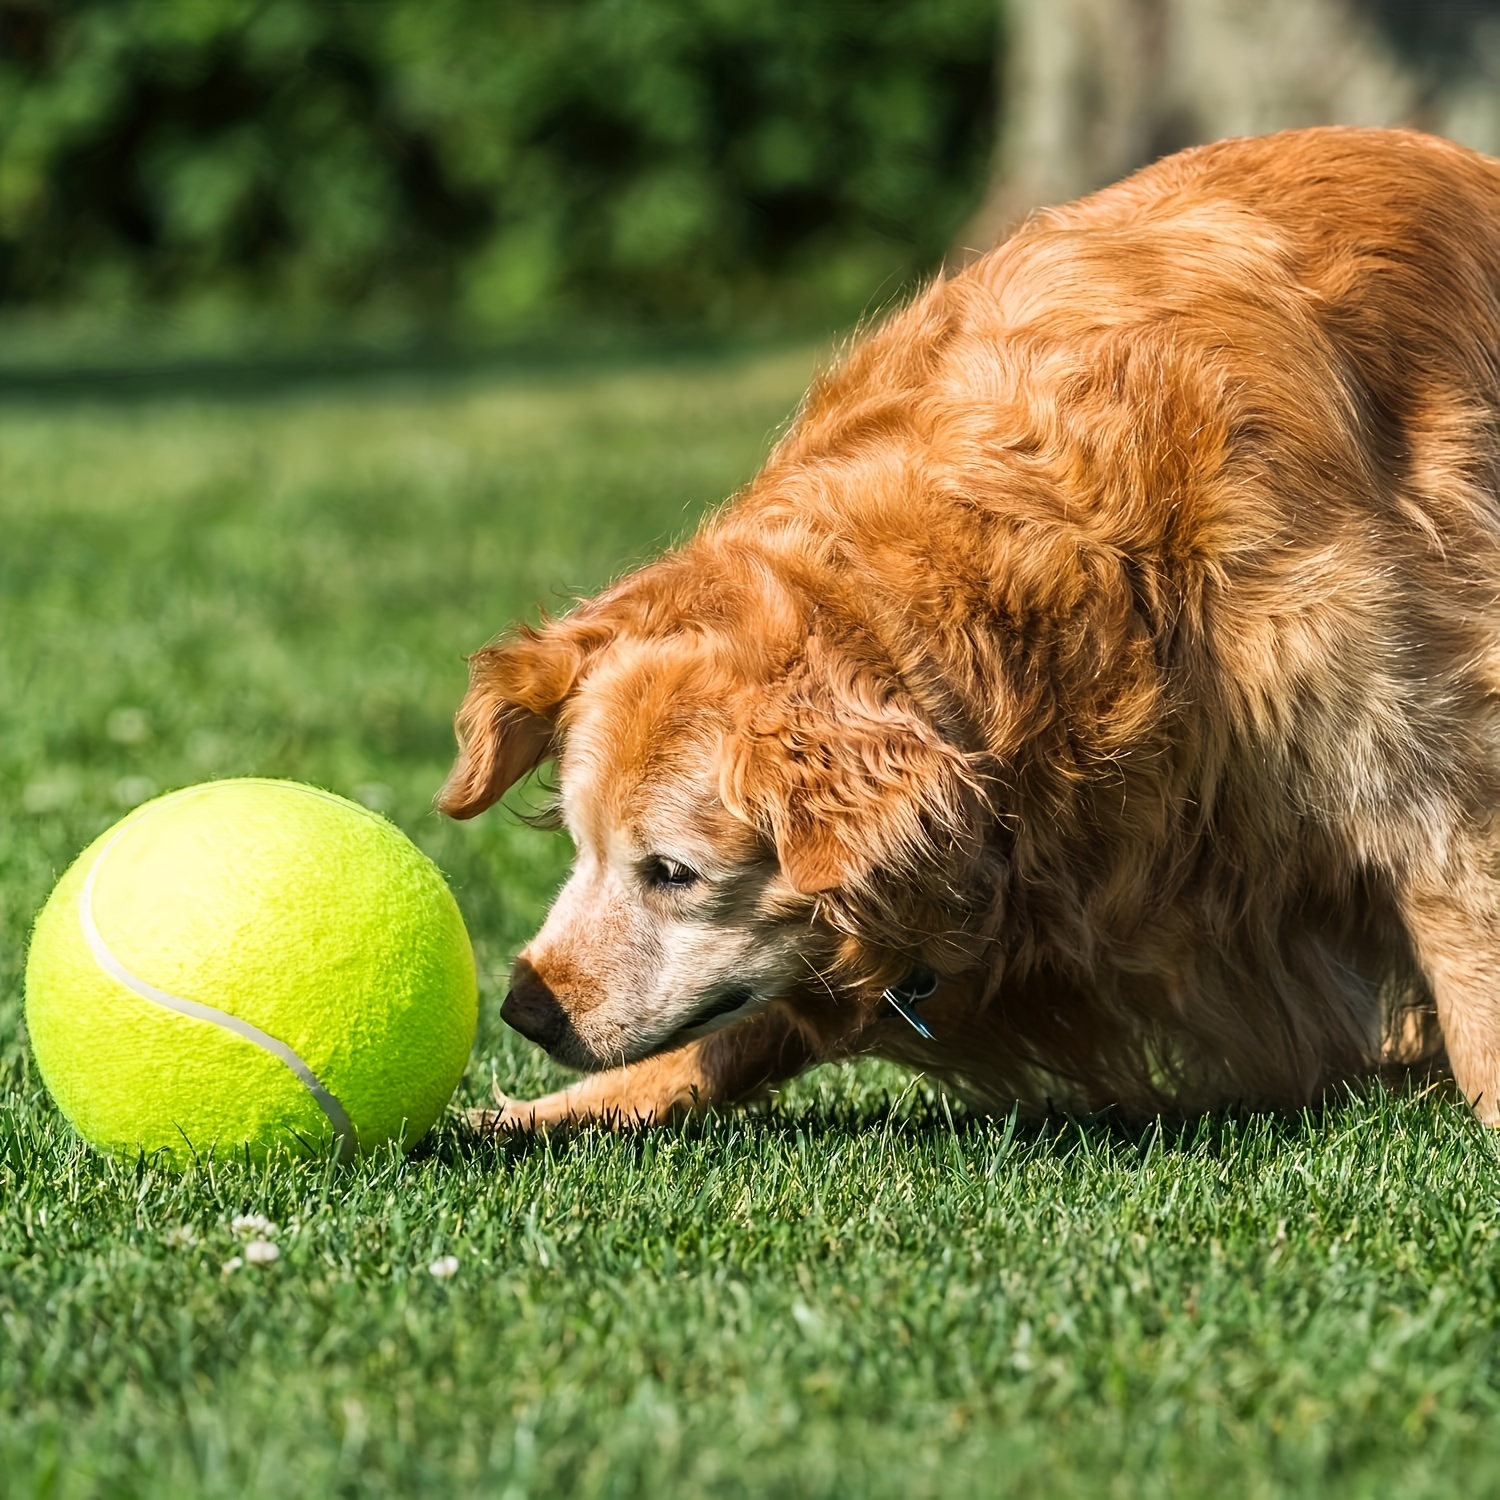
top-left (24, 778), bottom-right (477, 1163)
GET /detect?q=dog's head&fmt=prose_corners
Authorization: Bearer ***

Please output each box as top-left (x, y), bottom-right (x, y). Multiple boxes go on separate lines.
top-left (438, 560), bottom-right (983, 1070)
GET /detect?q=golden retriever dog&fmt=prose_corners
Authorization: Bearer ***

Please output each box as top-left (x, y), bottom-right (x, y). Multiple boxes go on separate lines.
top-left (443, 127), bottom-right (1500, 1130)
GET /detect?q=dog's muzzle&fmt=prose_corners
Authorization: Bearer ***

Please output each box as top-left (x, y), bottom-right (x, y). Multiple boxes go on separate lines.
top-left (501, 957), bottom-right (570, 1052)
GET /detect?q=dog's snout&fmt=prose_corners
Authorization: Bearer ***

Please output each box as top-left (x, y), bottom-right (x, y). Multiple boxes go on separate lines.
top-left (501, 958), bottom-right (568, 1051)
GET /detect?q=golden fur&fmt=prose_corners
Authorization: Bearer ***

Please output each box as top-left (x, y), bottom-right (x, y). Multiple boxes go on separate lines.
top-left (443, 127), bottom-right (1500, 1128)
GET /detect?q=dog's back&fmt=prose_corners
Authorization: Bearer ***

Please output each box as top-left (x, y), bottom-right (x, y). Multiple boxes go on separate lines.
top-left (711, 129), bottom-right (1500, 1111)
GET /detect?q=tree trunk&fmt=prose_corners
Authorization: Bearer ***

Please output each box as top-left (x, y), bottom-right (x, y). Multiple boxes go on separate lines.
top-left (968, 0), bottom-right (1500, 250)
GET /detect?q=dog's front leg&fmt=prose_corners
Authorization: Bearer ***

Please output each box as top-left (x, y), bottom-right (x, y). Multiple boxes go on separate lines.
top-left (1400, 837), bottom-right (1500, 1124)
top-left (468, 1004), bottom-right (815, 1134)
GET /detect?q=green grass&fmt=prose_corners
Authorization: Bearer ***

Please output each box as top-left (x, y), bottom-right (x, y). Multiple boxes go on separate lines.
top-left (4, 348), bottom-right (1500, 1498)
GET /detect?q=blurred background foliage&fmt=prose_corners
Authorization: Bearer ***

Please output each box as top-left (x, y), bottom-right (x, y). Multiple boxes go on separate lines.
top-left (0, 0), bottom-right (999, 344)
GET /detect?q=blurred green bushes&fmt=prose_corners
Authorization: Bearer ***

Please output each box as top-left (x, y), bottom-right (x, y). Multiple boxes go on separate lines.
top-left (0, 0), bottom-right (998, 337)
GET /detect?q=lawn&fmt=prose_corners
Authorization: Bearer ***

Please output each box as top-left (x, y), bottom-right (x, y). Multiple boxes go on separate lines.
top-left (4, 346), bottom-right (1500, 1499)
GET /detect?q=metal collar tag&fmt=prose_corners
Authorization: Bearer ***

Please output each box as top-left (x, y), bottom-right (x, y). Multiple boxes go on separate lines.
top-left (883, 968), bottom-right (939, 1040)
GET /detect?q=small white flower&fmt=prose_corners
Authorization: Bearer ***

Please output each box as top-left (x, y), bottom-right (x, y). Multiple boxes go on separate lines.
top-left (164, 1226), bottom-right (198, 1249)
top-left (428, 1255), bottom-right (460, 1279)
top-left (231, 1213), bottom-right (277, 1238)
top-left (244, 1240), bottom-right (280, 1266)
top-left (222, 1256), bottom-right (244, 1275)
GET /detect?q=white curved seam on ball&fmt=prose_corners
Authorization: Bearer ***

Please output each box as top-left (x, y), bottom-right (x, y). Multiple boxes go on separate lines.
top-left (77, 825), bottom-right (359, 1160)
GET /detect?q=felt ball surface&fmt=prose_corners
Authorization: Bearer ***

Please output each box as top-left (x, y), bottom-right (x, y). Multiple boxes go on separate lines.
top-left (25, 778), bottom-right (477, 1162)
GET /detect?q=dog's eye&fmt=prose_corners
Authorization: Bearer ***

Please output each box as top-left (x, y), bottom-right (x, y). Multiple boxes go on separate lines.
top-left (644, 856), bottom-right (700, 891)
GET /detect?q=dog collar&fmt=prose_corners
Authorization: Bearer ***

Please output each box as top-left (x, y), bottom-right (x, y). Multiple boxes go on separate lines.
top-left (883, 967), bottom-right (938, 1040)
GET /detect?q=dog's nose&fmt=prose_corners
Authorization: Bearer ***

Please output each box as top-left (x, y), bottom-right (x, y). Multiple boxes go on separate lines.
top-left (501, 957), bottom-right (568, 1051)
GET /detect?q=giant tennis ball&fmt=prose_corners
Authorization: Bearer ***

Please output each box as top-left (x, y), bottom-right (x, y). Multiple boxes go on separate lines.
top-left (24, 778), bottom-right (477, 1162)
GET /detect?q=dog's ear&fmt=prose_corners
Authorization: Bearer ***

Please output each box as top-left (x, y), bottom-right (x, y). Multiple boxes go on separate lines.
top-left (439, 618), bottom-right (608, 819)
top-left (724, 637), bottom-right (980, 895)
top-left (440, 558), bottom-right (713, 820)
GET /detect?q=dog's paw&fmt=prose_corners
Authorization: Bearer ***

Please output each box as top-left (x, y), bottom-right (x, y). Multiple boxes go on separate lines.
top-left (465, 1099), bottom-right (526, 1137)
top-left (464, 1105), bottom-right (508, 1138)
top-left (464, 1096), bottom-right (556, 1137)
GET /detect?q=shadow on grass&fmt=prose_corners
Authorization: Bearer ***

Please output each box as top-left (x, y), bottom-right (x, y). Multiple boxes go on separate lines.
top-left (0, 329), bottom-right (809, 405)
top-left (418, 1068), bottom-right (1474, 1174)
top-left (8, 1051), bottom-right (1473, 1190)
